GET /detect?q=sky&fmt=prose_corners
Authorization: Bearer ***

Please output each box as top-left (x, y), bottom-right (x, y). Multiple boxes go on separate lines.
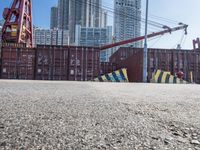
top-left (0, 0), bottom-right (199, 49)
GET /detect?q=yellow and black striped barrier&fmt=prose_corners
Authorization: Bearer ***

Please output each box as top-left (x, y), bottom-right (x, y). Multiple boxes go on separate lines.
top-left (94, 68), bottom-right (129, 82)
top-left (151, 70), bottom-right (187, 84)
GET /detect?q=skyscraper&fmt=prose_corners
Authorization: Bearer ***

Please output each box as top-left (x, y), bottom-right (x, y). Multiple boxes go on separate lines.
top-left (50, 6), bottom-right (58, 29)
top-left (58, 0), bottom-right (70, 30)
top-left (69, 0), bottom-right (84, 44)
top-left (86, 0), bottom-right (102, 28)
top-left (100, 9), bottom-right (108, 28)
top-left (114, 0), bottom-right (141, 47)
top-left (55, 0), bottom-right (104, 44)
top-left (69, 0), bottom-right (102, 44)
top-left (0, 20), bottom-right (4, 44)
top-left (75, 25), bottom-right (112, 62)
top-left (0, 20), bottom-right (4, 26)
top-left (0, 25), bottom-right (2, 44)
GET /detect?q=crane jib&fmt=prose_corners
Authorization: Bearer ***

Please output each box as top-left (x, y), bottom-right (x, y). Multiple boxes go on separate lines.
top-left (100, 24), bottom-right (188, 50)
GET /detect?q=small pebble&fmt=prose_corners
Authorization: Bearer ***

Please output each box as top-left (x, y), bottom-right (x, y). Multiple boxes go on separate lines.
top-left (191, 140), bottom-right (200, 145)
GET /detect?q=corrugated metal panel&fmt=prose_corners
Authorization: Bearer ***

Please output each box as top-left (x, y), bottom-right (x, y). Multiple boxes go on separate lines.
top-left (109, 47), bottom-right (134, 63)
top-left (1, 45), bottom-right (200, 83)
top-left (68, 46), bottom-right (100, 81)
top-left (1, 47), bottom-right (35, 80)
top-left (147, 49), bottom-right (173, 81)
top-left (116, 49), bottom-right (143, 82)
top-left (35, 45), bottom-right (100, 81)
top-left (100, 62), bottom-right (117, 75)
top-left (185, 50), bottom-right (200, 83)
top-left (35, 45), bottom-right (68, 80)
top-left (110, 47), bottom-right (200, 83)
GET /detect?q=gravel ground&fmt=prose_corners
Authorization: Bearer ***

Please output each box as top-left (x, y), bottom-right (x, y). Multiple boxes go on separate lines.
top-left (0, 80), bottom-right (200, 150)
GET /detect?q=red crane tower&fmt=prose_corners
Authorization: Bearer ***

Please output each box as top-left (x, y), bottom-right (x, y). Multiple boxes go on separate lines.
top-left (2, 0), bottom-right (33, 47)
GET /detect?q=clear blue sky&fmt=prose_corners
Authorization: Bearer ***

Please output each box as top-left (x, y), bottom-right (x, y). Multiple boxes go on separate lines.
top-left (0, 0), bottom-right (199, 49)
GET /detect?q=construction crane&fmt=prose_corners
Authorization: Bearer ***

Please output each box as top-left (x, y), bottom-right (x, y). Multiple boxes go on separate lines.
top-left (2, 0), bottom-right (33, 47)
top-left (100, 24), bottom-right (188, 50)
top-left (2, 0), bottom-right (188, 50)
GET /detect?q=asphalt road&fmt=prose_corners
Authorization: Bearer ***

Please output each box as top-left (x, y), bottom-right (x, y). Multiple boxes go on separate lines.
top-left (0, 80), bottom-right (200, 150)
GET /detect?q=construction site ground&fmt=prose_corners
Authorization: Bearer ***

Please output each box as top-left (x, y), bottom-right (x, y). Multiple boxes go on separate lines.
top-left (0, 80), bottom-right (200, 150)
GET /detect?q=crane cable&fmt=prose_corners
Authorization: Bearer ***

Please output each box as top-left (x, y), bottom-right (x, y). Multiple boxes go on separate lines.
top-left (71, 0), bottom-right (166, 29)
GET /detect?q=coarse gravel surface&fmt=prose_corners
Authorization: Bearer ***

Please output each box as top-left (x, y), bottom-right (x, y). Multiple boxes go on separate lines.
top-left (0, 80), bottom-right (200, 150)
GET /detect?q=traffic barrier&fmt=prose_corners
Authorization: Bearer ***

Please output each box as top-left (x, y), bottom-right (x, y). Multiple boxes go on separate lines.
top-left (94, 68), bottom-right (129, 82)
top-left (150, 70), bottom-right (187, 84)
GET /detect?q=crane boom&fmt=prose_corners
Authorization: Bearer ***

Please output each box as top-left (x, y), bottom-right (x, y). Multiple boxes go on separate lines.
top-left (100, 24), bottom-right (188, 50)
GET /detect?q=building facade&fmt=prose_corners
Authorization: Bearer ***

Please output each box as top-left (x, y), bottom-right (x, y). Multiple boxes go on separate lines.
top-left (114, 0), bottom-right (141, 47)
top-left (100, 9), bottom-right (108, 28)
top-left (33, 28), bottom-right (69, 47)
top-left (69, 0), bottom-right (103, 44)
top-left (56, 0), bottom-right (104, 44)
top-left (0, 25), bottom-right (2, 45)
top-left (58, 0), bottom-right (70, 30)
top-left (75, 25), bottom-right (112, 62)
top-left (86, 0), bottom-right (102, 28)
top-left (0, 20), bottom-right (4, 26)
top-left (0, 20), bottom-right (3, 45)
top-left (50, 6), bottom-right (58, 29)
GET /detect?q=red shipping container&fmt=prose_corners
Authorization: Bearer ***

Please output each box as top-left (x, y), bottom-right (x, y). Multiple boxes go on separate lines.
top-left (109, 47), bottom-right (135, 63)
top-left (100, 62), bottom-right (117, 75)
top-left (186, 50), bottom-right (200, 83)
top-left (35, 45), bottom-right (69, 80)
top-left (147, 49), bottom-right (173, 80)
top-left (114, 49), bottom-right (143, 82)
top-left (110, 47), bottom-right (200, 83)
top-left (68, 46), bottom-right (100, 81)
top-left (1, 47), bottom-right (35, 80)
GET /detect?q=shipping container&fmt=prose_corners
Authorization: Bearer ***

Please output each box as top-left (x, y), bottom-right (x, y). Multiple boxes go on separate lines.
top-left (1, 45), bottom-right (200, 83)
top-left (113, 49), bottom-right (143, 82)
top-left (109, 47), bottom-right (135, 63)
top-left (35, 45), bottom-right (100, 81)
top-left (183, 50), bottom-right (200, 83)
top-left (1, 47), bottom-right (35, 80)
top-left (100, 62), bottom-right (117, 75)
top-left (147, 49), bottom-right (173, 81)
top-left (68, 46), bottom-right (100, 81)
top-left (35, 45), bottom-right (69, 80)
top-left (110, 47), bottom-right (200, 83)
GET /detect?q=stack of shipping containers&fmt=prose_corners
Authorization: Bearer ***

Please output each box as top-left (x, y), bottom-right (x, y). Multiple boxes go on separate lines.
top-left (1, 44), bottom-right (200, 84)
top-left (1, 45), bottom-right (100, 81)
top-left (110, 47), bottom-right (200, 83)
